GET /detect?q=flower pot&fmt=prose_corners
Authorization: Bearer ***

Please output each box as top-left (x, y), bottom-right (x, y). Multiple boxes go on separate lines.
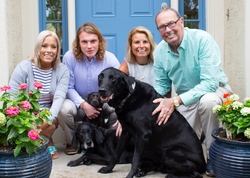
top-left (0, 136), bottom-right (52, 178)
top-left (210, 128), bottom-right (250, 178)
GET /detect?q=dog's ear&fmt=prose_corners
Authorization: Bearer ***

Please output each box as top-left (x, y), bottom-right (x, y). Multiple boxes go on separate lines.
top-left (122, 73), bottom-right (136, 94)
top-left (87, 92), bottom-right (92, 102)
top-left (72, 127), bottom-right (78, 149)
top-left (94, 127), bottom-right (105, 145)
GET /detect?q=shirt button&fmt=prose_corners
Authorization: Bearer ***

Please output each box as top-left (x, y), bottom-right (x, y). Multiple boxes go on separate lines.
top-left (183, 68), bottom-right (185, 70)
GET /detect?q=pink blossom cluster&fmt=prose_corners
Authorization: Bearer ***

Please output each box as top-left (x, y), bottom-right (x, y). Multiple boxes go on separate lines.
top-left (18, 84), bottom-right (28, 90)
top-left (19, 101), bottom-right (31, 111)
top-left (0, 85), bottom-right (11, 91)
top-left (33, 82), bottom-right (44, 89)
top-left (28, 130), bottom-right (39, 140)
top-left (5, 106), bottom-right (19, 116)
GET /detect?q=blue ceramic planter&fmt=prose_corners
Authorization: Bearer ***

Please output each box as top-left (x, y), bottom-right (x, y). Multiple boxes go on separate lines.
top-left (210, 128), bottom-right (250, 178)
top-left (0, 136), bottom-right (52, 178)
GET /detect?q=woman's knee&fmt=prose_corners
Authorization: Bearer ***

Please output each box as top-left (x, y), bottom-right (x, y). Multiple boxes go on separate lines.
top-left (58, 99), bottom-right (77, 127)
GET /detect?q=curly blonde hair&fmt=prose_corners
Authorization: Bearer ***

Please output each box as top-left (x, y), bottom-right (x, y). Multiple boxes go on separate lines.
top-left (125, 26), bottom-right (156, 64)
top-left (72, 22), bottom-right (106, 61)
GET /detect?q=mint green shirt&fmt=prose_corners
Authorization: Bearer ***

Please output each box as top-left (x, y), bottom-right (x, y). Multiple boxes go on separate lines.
top-left (153, 27), bottom-right (228, 106)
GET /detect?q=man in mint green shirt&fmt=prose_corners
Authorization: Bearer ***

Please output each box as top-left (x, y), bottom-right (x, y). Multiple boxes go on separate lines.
top-left (152, 8), bottom-right (232, 177)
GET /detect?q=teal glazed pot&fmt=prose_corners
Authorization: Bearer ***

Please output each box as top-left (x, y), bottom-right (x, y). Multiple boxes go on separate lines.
top-left (210, 128), bottom-right (250, 178)
top-left (0, 136), bottom-right (52, 178)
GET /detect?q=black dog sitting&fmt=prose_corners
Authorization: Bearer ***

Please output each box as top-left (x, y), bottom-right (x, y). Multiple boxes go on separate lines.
top-left (67, 122), bottom-right (134, 166)
top-left (83, 92), bottom-right (105, 127)
top-left (97, 67), bottom-right (206, 178)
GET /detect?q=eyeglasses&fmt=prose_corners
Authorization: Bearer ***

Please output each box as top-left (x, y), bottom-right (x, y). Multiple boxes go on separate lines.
top-left (157, 17), bottom-right (180, 32)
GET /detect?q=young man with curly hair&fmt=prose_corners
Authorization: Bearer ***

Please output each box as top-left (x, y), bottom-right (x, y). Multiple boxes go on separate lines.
top-left (58, 22), bottom-right (120, 155)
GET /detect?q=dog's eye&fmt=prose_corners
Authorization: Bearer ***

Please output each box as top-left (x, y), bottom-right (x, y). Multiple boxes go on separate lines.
top-left (89, 130), bottom-right (93, 134)
top-left (110, 76), bottom-right (116, 81)
top-left (98, 74), bottom-right (103, 80)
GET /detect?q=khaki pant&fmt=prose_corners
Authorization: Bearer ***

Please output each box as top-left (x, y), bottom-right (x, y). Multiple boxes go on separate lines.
top-left (58, 99), bottom-right (117, 145)
top-left (176, 84), bottom-right (233, 159)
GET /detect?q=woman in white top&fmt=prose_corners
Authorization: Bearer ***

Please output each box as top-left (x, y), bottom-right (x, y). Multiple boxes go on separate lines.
top-left (119, 26), bottom-right (156, 86)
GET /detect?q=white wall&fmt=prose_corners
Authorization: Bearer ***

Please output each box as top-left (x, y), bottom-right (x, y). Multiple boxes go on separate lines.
top-left (244, 0), bottom-right (250, 97)
top-left (21, 0), bottom-right (39, 62)
top-left (206, 0), bottom-right (225, 67)
top-left (224, 0), bottom-right (245, 99)
top-left (67, 0), bottom-right (76, 51)
top-left (0, 0), bottom-right (9, 88)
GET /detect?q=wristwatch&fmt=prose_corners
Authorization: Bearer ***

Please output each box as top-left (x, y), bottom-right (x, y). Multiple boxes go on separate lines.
top-left (173, 97), bottom-right (180, 107)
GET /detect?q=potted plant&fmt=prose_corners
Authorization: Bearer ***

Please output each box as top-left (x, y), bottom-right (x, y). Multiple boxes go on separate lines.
top-left (210, 93), bottom-right (250, 178)
top-left (0, 82), bottom-right (53, 178)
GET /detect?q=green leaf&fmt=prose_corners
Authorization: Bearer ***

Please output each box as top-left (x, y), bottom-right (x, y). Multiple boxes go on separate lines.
top-left (7, 127), bottom-right (19, 141)
top-left (31, 101), bottom-right (40, 110)
top-left (25, 142), bottom-right (37, 156)
top-left (19, 136), bottom-right (31, 142)
top-left (14, 144), bottom-right (22, 157)
top-left (0, 126), bottom-right (8, 133)
top-left (7, 118), bottom-right (14, 127)
top-left (0, 135), bottom-right (7, 144)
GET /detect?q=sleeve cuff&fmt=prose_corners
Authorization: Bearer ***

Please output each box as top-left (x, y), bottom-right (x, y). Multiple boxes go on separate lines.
top-left (179, 92), bottom-right (197, 106)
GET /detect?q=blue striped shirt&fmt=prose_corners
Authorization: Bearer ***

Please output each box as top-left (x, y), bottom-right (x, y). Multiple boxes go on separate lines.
top-left (32, 63), bottom-right (52, 109)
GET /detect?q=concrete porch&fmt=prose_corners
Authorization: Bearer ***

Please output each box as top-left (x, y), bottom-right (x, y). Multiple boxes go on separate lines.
top-left (50, 126), bottom-right (211, 178)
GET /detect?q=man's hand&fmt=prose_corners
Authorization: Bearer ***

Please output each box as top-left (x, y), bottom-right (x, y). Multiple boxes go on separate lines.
top-left (80, 101), bottom-right (102, 120)
top-left (152, 98), bottom-right (175, 125)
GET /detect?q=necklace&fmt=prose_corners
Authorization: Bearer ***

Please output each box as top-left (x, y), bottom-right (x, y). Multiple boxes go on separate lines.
top-left (135, 63), bottom-right (149, 80)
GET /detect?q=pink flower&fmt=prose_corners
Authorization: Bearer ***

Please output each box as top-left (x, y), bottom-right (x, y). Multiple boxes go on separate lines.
top-left (0, 85), bottom-right (11, 91)
top-left (33, 82), bottom-right (43, 89)
top-left (18, 84), bottom-right (28, 90)
top-left (19, 101), bottom-right (31, 111)
top-left (28, 130), bottom-right (39, 140)
top-left (5, 106), bottom-right (19, 116)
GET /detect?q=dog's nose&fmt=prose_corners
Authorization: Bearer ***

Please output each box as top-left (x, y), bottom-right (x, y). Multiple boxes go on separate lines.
top-left (99, 87), bottom-right (106, 95)
top-left (86, 139), bottom-right (92, 146)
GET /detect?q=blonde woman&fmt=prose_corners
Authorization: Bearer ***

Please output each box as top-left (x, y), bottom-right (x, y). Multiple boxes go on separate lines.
top-left (119, 26), bottom-right (156, 86)
top-left (9, 30), bottom-right (70, 159)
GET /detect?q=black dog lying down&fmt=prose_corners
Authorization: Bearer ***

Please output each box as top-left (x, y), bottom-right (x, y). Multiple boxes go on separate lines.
top-left (83, 92), bottom-right (105, 127)
top-left (97, 67), bottom-right (206, 178)
top-left (67, 122), bottom-right (134, 166)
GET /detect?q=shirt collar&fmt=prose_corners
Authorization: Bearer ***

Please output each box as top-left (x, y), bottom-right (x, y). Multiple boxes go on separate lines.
top-left (83, 54), bottom-right (97, 62)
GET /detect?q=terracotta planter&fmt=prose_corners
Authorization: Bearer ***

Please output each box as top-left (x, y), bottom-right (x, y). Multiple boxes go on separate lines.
top-left (210, 128), bottom-right (250, 178)
top-left (0, 136), bottom-right (52, 178)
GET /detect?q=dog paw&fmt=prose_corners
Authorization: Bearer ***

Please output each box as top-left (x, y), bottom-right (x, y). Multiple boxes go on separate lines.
top-left (67, 161), bottom-right (79, 167)
top-left (135, 169), bottom-right (146, 177)
top-left (98, 166), bottom-right (112, 173)
top-left (83, 159), bottom-right (91, 165)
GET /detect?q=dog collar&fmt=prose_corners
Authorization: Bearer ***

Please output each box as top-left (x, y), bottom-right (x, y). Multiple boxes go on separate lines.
top-left (118, 82), bottom-right (136, 109)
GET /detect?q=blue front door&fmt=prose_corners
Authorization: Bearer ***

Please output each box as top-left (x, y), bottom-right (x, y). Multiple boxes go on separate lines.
top-left (75, 0), bottom-right (170, 63)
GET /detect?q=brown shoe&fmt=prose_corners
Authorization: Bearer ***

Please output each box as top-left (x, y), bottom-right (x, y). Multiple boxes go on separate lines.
top-left (65, 144), bottom-right (78, 155)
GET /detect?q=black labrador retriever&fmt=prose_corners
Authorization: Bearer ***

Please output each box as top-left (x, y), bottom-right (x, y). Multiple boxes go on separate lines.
top-left (67, 122), bottom-right (134, 166)
top-left (83, 92), bottom-right (105, 127)
top-left (97, 67), bottom-right (206, 178)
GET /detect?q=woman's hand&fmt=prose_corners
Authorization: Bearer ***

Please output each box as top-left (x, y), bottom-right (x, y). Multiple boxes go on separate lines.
top-left (152, 98), bottom-right (175, 125)
top-left (113, 120), bottom-right (122, 137)
top-left (80, 101), bottom-right (101, 120)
